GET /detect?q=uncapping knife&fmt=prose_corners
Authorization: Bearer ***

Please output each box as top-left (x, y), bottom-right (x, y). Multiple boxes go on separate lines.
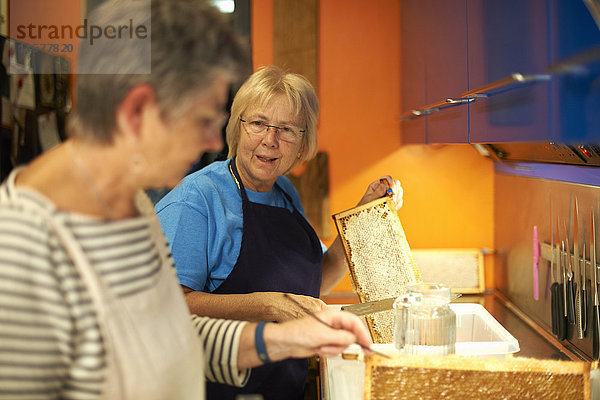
top-left (593, 207), bottom-right (599, 360)
top-left (341, 297), bottom-right (397, 316)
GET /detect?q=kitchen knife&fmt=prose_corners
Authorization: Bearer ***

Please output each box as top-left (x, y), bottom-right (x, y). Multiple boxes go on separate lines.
top-left (549, 195), bottom-right (555, 300)
top-left (341, 297), bottom-right (397, 316)
top-left (551, 276), bottom-right (559, 335)
top-left (533, 225), bottom-right (540, 301)
top-left (562, 239), bottom-right (568, 320)
top-left (557, 237), bottom-right (567, 341)
top-left (550, 197), bottom-right (558, 335)
top-left (593, 207), bottom-right (599, 360)
top-left (575, 197), bottom-right (584, 339)
top-left (555, 214), bottom-right (568, 340)
top-left (567, 197), bottom-right (576, 325)
top-left (566, 233), bottom-right (576, 325)
top-left (582, 240), bottom-right (588, 336)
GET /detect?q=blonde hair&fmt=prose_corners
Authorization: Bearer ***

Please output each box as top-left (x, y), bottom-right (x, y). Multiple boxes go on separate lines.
top-left (226, 66), bottom-right (319, 164)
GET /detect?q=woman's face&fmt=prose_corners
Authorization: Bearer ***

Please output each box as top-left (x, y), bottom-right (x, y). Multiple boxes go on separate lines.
top-left (147, 76), bottom-right (229, 188)
top-left (235, 94), bottom-right (304, 192)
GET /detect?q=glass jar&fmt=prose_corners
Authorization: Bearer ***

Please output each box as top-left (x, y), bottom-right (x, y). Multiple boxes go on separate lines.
top-left (393, 283), bottom-right (456, 356)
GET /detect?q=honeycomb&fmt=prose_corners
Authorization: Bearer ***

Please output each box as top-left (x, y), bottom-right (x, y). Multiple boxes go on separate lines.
top-left (333, 197), bottom-right (420, 343)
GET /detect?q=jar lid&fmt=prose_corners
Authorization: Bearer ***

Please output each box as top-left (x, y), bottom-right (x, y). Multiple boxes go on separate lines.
top-left (407, 282), bottom-right (453, 300)
top-left (393, 282), bottom-right (459, 309)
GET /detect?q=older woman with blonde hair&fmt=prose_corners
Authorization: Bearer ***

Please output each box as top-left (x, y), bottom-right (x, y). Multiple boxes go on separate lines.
top-left (156, 65), bottom-right (402, 399)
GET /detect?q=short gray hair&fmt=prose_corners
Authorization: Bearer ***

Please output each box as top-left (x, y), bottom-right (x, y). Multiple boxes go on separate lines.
top-left (69, 0), bottom-right (250, 142)
top-left (226, 66), bottom-right (319, 165)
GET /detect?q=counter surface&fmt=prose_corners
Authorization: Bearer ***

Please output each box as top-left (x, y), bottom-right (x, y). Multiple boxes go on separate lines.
top-left (321, 290), bottom-right (572, 361)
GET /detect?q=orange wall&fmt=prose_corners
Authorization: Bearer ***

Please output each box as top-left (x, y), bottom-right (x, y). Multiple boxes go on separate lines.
top-left (251, 0), bottom-right (273, 69)
top-left (258, 0), bottom-right (496, 292)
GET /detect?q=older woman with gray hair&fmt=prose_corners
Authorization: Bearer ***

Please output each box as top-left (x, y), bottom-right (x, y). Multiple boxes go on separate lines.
top-left (0, 1), bottom-right (374, 399)
top-left (155, 65), bottom-right (403, 399)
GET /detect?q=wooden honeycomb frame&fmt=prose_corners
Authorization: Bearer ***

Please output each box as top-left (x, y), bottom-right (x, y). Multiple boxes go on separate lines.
top-left (333, 197), bottom-right (420, 343)
top-left (365, 354), bottom-right (596, 400)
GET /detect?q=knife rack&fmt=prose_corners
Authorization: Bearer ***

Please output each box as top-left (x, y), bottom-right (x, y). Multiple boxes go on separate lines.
top-left (540, 242), bottom-right (597, 280)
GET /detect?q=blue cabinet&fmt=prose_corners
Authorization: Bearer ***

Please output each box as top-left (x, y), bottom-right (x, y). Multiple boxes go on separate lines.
top-left (466, 0), bottom-right (551, 143)
top-left (400, 0), bottom-right (600, 145)
top-left (400, 0), bottom-right (427, 144)
top-left (426, 0), bottom-right (468, 143)
top-left (549, 0), bottom-right (600, 143)
top-left (400, 0), bottom-right (469, 144)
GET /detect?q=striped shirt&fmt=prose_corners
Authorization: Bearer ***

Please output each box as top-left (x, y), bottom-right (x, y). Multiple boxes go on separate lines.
top-left (0, 184), bottom-right (250, 399)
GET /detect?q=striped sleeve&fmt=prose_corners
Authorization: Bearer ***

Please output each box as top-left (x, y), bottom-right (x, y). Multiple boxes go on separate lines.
top-left (190, 315), bottom-right (250, 387)
top-left (0, 211), bottom-right (76, 399)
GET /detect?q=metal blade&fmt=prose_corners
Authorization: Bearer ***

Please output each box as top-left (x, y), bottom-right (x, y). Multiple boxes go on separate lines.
top-left (557, 215), bottom-right (561, 283)
top-left (562, 241), bottom-right (568, 317)
top-left (575, 198), bottom-right (584, 338)
top-left (551, 194), bottom-right (556, 282)
top-left (569, 195), bottom-right (574, 275)
top-left (582, 242), bottom-right (588, 335)
top-left (594, 202), bottom-right (600, 359)
top-left (566, 223), bottom-right (573, 281)
top-left (341, 297), bottom-right (397, 316)
top-left (594, 208), bottom-right (598, 307)
top-left (575, 197), bottom-right (580, 287)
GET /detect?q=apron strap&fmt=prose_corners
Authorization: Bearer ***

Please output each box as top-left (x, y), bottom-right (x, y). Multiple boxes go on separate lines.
top-left (228, 157), bottom-right (296, 210)
top-left (228, 158), bottom-right (249, 202)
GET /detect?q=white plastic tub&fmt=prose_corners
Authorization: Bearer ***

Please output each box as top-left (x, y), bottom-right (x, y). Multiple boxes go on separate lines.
top-left (452, 303), bottom-right (520, 357)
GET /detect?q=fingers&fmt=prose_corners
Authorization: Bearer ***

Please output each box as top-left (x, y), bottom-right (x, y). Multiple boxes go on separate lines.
top-left (379, 176), bottom-right (403, 209)
top-left (274, 309), bottom-right (372, 361)
top-left (278, 293), bottom-right (327, 321)
top-left (296, 295), bottom-right (327, 313)
top-left (312, 310), bottom-right (372, 354)
top-left (319, 310), bottom-right (372, 348)
top-left (317, 345), bottom-right (353, 357)
top-left (391, 179), bottom-right (403, 209)
top-left (372, 176), bottom-right (391, 199)
top-left (378, 175), bottom-right (393, 190)
top-left (357, 178), bottom-right (388, 206)
top-left (359, 175), bottom-right (403, 210)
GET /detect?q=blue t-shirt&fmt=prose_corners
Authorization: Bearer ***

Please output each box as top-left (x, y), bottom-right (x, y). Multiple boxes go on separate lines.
top-left (156, 159), bottom-right (326, 292)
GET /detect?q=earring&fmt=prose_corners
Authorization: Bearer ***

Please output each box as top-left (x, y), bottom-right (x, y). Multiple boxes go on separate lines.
top-left (297, 153), bottom-right (301, 159)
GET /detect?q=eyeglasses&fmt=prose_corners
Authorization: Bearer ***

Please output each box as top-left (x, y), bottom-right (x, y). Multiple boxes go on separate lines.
top-left (240, 117), bottom-right (305, 143)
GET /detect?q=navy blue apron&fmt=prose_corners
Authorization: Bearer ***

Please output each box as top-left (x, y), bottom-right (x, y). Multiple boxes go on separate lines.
top-left (206, 158), bottom-right (323, 400)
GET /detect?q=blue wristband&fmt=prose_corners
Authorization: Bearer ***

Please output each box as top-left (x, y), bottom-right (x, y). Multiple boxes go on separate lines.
top-left (255, 321), bottom-right (271, 364)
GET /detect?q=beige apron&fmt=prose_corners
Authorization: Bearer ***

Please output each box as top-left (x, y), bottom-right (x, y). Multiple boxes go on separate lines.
top-left (2, 174), bottom-right (206, 399)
